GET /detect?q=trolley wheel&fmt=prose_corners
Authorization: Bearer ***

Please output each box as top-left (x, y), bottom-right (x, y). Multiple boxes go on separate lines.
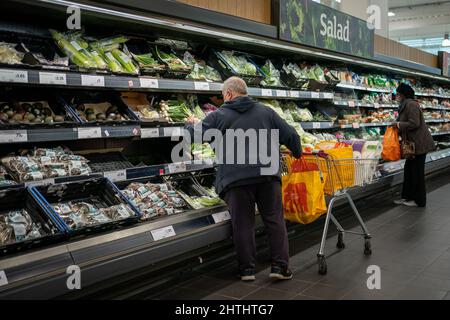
top-left (364, 239), bottom-right (372, 256)
top-left (318, 256), bottom-right (327, 275)
top-left (336, 232), bottom-right (345, 249)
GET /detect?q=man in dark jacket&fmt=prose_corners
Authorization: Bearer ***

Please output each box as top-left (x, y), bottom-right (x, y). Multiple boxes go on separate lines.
top-left (186, 76), bottom-right (301, 281)
top-left (393, 83), bottom-right (435, 207)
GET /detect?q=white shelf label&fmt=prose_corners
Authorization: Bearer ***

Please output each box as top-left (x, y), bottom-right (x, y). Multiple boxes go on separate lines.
top-left (0, 270), bottom-right (8, 287)
top-left (167, 162), bottom-right (187, 174)
top-left (194, 81), bottom-right (210, 91)
top-left (141, 128), bottom-right (160, 138)
top-left (0, 69), bottom-right (28, 83)
top-left (289, 91), bottom-right (300, 98)
top-left (323, 92), bottom-right (334, 99)
top-left (104, 170), bottom-right (126, 182)
top-left (348, 101), bottom-right (356, 108)
top-left (77, 127), bottom-right (101, 139)
top-left (276, 90), bottom-right (287, 97)
top-left (212, 211), bottom-right (231, 224)
top-left (81, 75), bottom-right (105, 87)
top-left (261, 89), bottom-right (272, 96)
top-left (311, 92), bottom-right (320, 99)
top-left (352, 123), bottom-right (360, 129)
top-left (0, 130), bottom-right (27, 143)
top-left (163, 127), bottom-right (183, 137)
top-left (39, 72), bottom-right (67, 85)
top-left (312, 122), bottom-right (321, 129)
top-left (139, 78), bottom-right (159, 88)
top-left (151, 226), bottom-right (176, 241)
top-left (373, 103), bottom-right (380, 108)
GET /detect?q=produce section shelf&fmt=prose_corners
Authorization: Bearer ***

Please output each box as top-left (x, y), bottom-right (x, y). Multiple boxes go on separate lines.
top-left (0, 67), bottom-right (334, 101)
top-left (431, 131), bottom-right (450, 136)
top-left (336, 83), bottom-right (392, 93)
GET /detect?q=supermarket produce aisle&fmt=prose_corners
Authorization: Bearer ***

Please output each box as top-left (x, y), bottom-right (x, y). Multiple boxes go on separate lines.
top-left (150, 170), bottom-right (450, 300)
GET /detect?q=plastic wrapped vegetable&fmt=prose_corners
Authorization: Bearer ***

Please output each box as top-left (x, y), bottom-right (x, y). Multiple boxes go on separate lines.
top-left (283, 62), bottom-right (308, 80)
top-left (260, 60), bottom-right (284, 87)
top-left (50, 29), bottom-right (97, 68)
top-left (0, 42), bottom-right (24, 65)
top-left (111, 48), bottom-right (139, 74)
top-left (220, 51), bottom-right (257, 75)
top-left (90, 35), bottom-right (129, 52)
top-left (156, 47), bottom-right (190, 71)
top-left (102, 50), bottom-right (126, 73)
top-left (297, 108), bottom-right (314, 121)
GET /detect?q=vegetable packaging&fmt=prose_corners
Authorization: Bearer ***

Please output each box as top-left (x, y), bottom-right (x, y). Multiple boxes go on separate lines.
top-left (0, 42), bottom-right (24, 65)
top-left (260, 60), bottom-right (284, 87)
top-left (219, 50), bottom-right (257, 75)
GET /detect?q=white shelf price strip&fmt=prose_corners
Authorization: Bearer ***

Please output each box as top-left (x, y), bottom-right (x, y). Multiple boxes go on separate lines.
top-left (104, 170), bottom-right (126, 182)
top-left (163, 127), bottom-right (183, 137)
top-left (81, 75), bottom-right (105, 87)
top-left (0, 69), bottom-right (28, 83)
top-left (0, 130), bottom-right (27, 143)
top-left (261, 89), bottom-right (272, 96)
top-left (39, 72), bottom-right (67, 85)
top-left (167, 162), bottom-right (187, 174)
top-left (141, 127), bottom-right (160, 138)
top-left (139, 78), bottom-right (159, 88)
top-left (194, 81), bottom-right (210, 91)
top-left (151, 226), bottom-right (176, 241)
top-left (77, 127), bottom-right (102, 139)
top-left (212, 211), bottom-right (231, 224)
top-left (276, 90), bottom-right (287, 97)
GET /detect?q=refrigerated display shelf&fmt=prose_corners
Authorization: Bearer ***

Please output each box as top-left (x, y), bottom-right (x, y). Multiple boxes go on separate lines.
top-left (431, 131), bottom-right (450, 136)
top-left (1, 149), bottom-right (449, 299)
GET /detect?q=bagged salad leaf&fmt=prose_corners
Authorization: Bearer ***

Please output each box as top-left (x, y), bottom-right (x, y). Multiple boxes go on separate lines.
top-left (219, 51), bottom-right (257, 75)
top-left (297, 108), bottom-right (314, 121)
top-left (260, 60), bottom-right (284, 87)
top-left (307, 65), bottom-right (327, 83)
top-left (184, 51), bottom-right (221, 82)
top-left (156, 46), bottom-right (190, 71)
top-left (283, 62), bottom-right (308, 79)
top-left (0, 42), bottom-right (24, 65)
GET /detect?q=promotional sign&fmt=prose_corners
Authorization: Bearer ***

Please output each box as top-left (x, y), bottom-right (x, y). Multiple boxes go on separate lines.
top-left (438, 51), bottom-right (450, 77)
top-left (279, 0), bottom-right (374, 58)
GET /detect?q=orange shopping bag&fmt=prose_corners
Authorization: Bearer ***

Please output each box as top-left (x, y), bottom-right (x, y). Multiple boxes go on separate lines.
top-left (282, 157), bottom-right (327, 224)
top-left (382, 127), bottom-right (401, 161)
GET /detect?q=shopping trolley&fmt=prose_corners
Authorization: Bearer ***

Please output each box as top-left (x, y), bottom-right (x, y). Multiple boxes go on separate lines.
top-left (281, 151), bottom-right (379, 275)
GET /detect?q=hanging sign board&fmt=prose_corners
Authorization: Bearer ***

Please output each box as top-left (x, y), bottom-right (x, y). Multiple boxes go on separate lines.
top-left (279, 0), bottom-right (374, 58)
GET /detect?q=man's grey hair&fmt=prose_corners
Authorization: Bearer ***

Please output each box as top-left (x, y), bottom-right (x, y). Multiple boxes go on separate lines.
top-left (223, 76), bottom-right (248, 95)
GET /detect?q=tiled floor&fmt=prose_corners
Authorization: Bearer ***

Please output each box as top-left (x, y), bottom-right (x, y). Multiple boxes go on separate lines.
top-left (154, 171), bottom-right (450, 300)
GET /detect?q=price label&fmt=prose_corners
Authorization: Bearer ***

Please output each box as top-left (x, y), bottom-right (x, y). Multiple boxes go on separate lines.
top-left (164, 127), bottom-right (183, 137)
top-left (81, 75), bottom-right (105, 87)
top-left (0, 130), bottom-right (27, 143)
top-left (139, 78), bottom-right (159, 88)
top-left (151, 226), bottom-right (176, 241)
top-left (289, 91), bottom-right (300, 98)
top-left (276, 90), bottom-right (287, 97)
top-left (352, 122), bottom-right (360, 129)
top-left (0, 69), bottom-right (28, 83)
top-left (323, 92), bottom-right (334, 99)
top-left (312, 122), bottom-right (321, 129)
top-left (194, 81), bottom-right (210, 91)
top-left (348, 101), bottom-right (356, 108)
top-left (77, 127), bottom-right (101, 139)
top-left (311, 92), bottom-right (320, 99)
top-left (212, 211), bottom-right (231, 224)
top-left (430, 155), bottom-right (437, 161)
top-left (104, 170), bottom-right (126, 182)
top-left (141, 128), bottom-right (160, 138)
top-left (0, 270), bottom-right (8, 287)
top-left (261, 89), bottom-right (272, 97)
top-left (39, 72), bottom-right (67, 85)
top-left (373, 103), bottom-right (380, 108)
top-left (167, 162), bottom-right (187, 174)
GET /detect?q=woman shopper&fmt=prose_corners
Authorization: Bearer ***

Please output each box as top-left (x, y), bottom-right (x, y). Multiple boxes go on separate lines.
top-left (393, 83), bottom-right (435, 207)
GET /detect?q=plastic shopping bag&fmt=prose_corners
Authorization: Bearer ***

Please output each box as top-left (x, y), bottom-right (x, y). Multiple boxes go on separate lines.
top-left (282, 157), bottom-right (327, 224)
top-left (381, 127), bottom-right (401, 161)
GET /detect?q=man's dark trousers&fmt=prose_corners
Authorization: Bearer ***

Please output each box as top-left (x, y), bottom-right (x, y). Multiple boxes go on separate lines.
top-left (223, 180), bottom-right (289, 272)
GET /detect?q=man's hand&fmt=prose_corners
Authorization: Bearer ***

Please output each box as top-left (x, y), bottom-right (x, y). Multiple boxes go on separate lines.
top-left (390, 122), bottom-right (399, 129)
top-left (186, 115), bottom-right (200, 125)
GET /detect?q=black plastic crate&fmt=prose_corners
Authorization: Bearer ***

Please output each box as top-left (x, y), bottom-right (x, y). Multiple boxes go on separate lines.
top-left (0, 187), bottom-right (65, 256)
top-left (249, 58), bottom-right (289, 89)
top-left (123, 38), bottom-right (166, 77)
top-left (208, 49), bottom-right (264, 86)
top-left (0, 89), bottom-right (80, 128)
top-left (152, 43), bottom-right (191, 79)
top-left (279, 62), bottom-right (309, 89)
top-left (84, 152), bottom-right (134, 173)
top-left (32, 177), bottom-right (140, 236)
top-left (63, 90), bottom-right (139, 126)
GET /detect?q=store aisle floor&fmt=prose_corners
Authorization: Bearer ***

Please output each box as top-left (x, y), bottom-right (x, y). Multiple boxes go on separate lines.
top-left (153, 172), bottom-right (450, 300)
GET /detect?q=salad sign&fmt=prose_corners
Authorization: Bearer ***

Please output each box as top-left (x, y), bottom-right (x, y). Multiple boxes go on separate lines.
top-left (279, 0), bottom-right (374, 58)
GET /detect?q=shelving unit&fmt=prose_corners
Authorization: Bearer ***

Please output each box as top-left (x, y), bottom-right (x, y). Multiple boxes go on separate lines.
top-left (0, 0), bottom-right (449, 300)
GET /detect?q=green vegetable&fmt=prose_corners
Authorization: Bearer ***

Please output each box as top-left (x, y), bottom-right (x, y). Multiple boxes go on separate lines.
top-left (111, 48), bottom-right (139, 74)
top-left (90, 36), bottom-right (129, 49)
top-left (156, 47), bottom-right (189, 71)
top-left (50, 29), bottom-right (96, 68)
top-left (219, 51), bottom-right (257, 76)
top-left (261, 60), bottom-right (284, 87)
top-left (102, 50), bottom-right (126, 73)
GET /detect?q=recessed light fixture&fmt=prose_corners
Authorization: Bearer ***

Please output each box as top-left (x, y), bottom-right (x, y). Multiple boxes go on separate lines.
top-left (388, 11), bottom-right (396, 17)
top-left (442, 34), bottom-right (450, 47)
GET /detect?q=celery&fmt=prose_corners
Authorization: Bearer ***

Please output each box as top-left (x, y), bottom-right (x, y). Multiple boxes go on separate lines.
top-left (111, 49), bottom-right (139, 74)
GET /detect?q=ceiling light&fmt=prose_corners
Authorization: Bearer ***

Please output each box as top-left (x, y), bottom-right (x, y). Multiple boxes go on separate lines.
top-left (443, 34), bottom-right (450, 47)
top-left (388, 12), bottom-right (396, 17)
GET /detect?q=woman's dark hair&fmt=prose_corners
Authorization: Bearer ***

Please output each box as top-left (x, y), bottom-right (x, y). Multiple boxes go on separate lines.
top-left (396, 83), bottom-right (415, 99)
